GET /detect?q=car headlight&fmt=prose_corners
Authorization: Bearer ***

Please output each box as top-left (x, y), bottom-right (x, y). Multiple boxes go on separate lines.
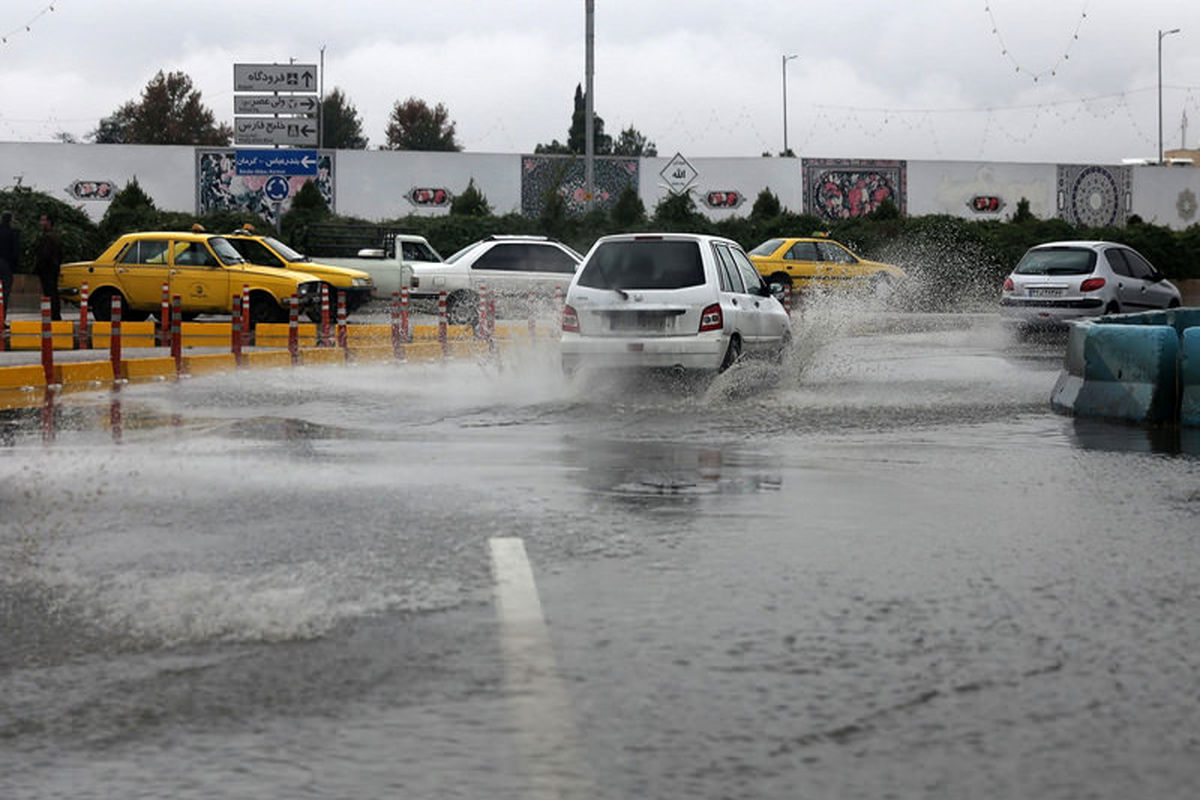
top-left (297, 281), bottom-right (318, 296)
top-left (352, 278), bottom-right (371, 287)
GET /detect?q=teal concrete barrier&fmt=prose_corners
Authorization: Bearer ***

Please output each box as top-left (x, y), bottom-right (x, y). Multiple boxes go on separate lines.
top-left (1182, 328), bottom-right (1200, 427)
top-left (1051, 321), bottom-right (1180, 424)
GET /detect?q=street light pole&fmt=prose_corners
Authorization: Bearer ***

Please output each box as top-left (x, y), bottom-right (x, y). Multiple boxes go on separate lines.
top-left (585, 0), bottom-right (595, 211)
top-left (1159, 28), bottom-right (1181, 164)
top-left (782, 54), bottom-right (798, 156)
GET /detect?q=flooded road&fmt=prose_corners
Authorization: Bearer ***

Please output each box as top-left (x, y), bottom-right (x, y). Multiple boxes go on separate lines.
top-left (2, 309), bottom-right (1199, 799)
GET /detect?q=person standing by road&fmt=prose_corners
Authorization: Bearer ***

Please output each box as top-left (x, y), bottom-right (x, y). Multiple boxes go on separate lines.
top-left (0, 210), bottom-right (17, 309)
top-left (35, 212), bottom-right (63, 320)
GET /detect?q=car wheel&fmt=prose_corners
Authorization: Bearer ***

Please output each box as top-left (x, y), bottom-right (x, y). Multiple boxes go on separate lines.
top-left (869, 273), bottom-right (893, 298)
top-left (1168, 298), bottom-right (1181, 309)
top-left (446, 290), bottom-right (479, 325)
top-left (249, 293), bottom-right (286, 325)
top-left (719, 335), bottom-right (742, 373)
top-left (89, 288), bottom-right (116, 322)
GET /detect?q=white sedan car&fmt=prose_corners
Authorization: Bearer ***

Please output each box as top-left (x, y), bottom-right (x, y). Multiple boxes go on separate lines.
top-left (561, 233), bottom-right (792, 374)
top-left (1000, 240), bottom-right (1182, 329)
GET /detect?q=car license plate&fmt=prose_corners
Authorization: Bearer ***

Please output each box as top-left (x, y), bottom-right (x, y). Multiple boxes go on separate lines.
top-left (1027, 287), bottom-right (1064, 298)
top-left (609, 313), bottom-right (665, 332)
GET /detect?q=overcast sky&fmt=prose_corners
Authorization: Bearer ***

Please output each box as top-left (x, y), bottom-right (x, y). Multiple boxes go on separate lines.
top-left (2, 0), bottom-right (1199, 164)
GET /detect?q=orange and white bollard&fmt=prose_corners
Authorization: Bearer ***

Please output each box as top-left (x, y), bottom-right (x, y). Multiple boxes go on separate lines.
top-left (0, 282), bottom-right (7, 352)
top-left (288, 294), bottom-right (299, 365)
top-left (40, 296), bottom-right (54, 386)
top-left (109, 293), bottom-right (122, 380)
top-left (400, 286), bottom-right (411, 343)
top-left (390, 291), bottom-right (403, 359)
top-left (336, 290), bottom-right (348, 351)
top-left (231, 294), bottom-right (243, 363)
top-left (320, 283), bottom-right (332, 346)
top-left (170, 295), bottom-right (183, 375)
top-left (437, 290), bottom-right (448, 360)
top-left (160, 282), bottom-right (171, 347)
top-left (241, 284), bottom-right (251, 347)
top-left (77, 282), bottom-right (91, 350)
top-left (528, 289), bottom-right (538, 338)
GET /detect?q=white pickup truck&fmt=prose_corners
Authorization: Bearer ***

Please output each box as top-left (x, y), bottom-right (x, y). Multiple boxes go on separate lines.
top-left (321, 234), bottom-right (442, 299)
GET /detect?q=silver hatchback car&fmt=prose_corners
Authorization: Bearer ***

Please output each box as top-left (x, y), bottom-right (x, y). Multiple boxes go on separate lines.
top-left (999, 240), bottom-right (1182, 329)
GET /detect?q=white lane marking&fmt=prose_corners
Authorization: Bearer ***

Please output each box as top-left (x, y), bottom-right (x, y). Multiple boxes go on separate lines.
top-left (489, 537), bottom-right (592, 797)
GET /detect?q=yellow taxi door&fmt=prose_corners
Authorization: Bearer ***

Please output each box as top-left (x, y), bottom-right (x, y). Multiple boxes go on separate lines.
top-left (112, 237), bottom-right (173, 311)
top-left (169, 241), bottom-right (229, 314)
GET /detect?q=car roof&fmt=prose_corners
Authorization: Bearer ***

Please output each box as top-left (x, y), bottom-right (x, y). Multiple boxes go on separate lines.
top-left (596, 232), bottom-right (738, 246)
top-left (1030, 241), bottom-right (1122, 250)
top-left (118, 231), bottom-right (223, 242)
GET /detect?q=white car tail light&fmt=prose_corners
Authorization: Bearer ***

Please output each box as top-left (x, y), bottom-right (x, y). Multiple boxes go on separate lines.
top-left (699, 303), bottom-right (723, 332)
top-left (562, 304), bottom-right (579, 332)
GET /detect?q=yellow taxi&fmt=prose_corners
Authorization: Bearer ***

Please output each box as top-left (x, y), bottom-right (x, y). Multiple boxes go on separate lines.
top-left (223, 227), bottom-right (375, 313)
top-left (748, 235), bottom-right (906, 293)
top-left (59, 231), bottom-right (322, 323)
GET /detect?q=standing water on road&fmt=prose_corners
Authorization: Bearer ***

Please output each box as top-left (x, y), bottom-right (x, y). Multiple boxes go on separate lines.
top-left (2, 304), bottom-right (1198, 799)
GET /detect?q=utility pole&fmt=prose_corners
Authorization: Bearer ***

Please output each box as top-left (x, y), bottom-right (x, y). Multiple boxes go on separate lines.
top-left (585, 0), bottom-right (595, 211)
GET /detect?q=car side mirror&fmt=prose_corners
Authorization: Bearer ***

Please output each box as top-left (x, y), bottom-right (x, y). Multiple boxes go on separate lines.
top-left (762, 283), bottom-right (780, 298)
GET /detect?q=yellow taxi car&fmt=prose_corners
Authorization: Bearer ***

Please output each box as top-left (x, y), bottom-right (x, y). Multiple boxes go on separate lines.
top-left (223, 227), bottom-right (375, 313)
top-left (748, 235), bottom-right (906, 293)
top-left (58, 231), bottom-right (322, 324)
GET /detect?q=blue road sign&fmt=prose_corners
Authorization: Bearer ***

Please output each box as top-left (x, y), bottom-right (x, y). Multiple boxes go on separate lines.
top-left (263, 175), bottom-right (292, 202)
top-left (235, 149), bottom-right (319, 176)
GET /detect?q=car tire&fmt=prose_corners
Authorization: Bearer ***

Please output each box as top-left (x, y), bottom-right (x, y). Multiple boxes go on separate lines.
top-left (446, 290), bottom-right (479, 325)
top-left (249, 293), bottom-right (286, 325)
top-left (719, 335), bottom-right (742, 373)
top-left (1169, 298), bottom-right (1181, 309)
top-left (89, 287), bottom-right (116, 322)
top-left (869, 272), bottom-right (893, 298)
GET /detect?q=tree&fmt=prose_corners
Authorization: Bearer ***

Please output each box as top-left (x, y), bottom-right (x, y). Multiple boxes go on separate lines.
top-left (281, 180), bottom-right (331, 246)
top-left (450, 178), bottom-right (491, 216)
top-left (611, 185), bottom-right (646, 227)
top-left (98, 177), bottom-right (159, 243)
top-left (383, 98), bottom-right (462, 151)
top-left (750, 188), bottom-right (782, 220)
top-left (535, 84), bottom-right (613, 155)
top-left (320, 88), bottom-right (368, 149)
top-left (611, 125), bottom-right (657, 157)
top-left (92, 71), bottom-right (232, 145)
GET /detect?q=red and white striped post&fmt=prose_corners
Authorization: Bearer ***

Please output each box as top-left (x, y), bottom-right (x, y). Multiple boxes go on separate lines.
top-left (554, 286), bottom-right (564, 333)
top-left (159, 282), bottom-right (171, 347)
top-left (488, 288), bottom-right (497, 340)
top-left (288, 294), bottom-right (299, 365)
top-left (527, 289), bottom-right (538, 338)
top-left (170, 295), bottom-right (183, 375)
top-left (0, 282), bottom-right (7, 352)
top-left (109, 293), bottom-right (122, 380)
top-left (437, 290), bottom-right (449, 360)
top-left (40, 296), bottom-right (55, 386)
top-left (782, 283), bottom-right (792, 314)
top-left (77, 281), bottom-right (91, 350)
top-left (319, 283), bottom-right (331, 346)
top-left (231, 293), bottom-right (243, 363)
top-left (390, 291), bottom-right (402, 359)
top-left (400, 286), bottom-right (411, 343)
top-left (478, 285), bottom-right (490, 343)
top-left (240, 284), bottom-right (251, 347)
top-left (336, 290), bottom-right (348, 351)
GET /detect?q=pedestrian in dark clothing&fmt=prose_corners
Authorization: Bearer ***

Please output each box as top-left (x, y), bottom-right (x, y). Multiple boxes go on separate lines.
top-left (35, 212), bottom-right (63, 320)
top-left (0, 210), bottom-right (17, 309)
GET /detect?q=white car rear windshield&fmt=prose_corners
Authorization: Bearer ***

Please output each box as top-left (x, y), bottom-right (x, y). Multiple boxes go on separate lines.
top-left (578, 240), bottom-right (705, 290)
top-left (1015, 248), bottom-right (1097, 275)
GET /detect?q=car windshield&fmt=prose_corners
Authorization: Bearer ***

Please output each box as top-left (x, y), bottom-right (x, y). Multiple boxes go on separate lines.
top-left (578, 239), bottom-right (705, 290)
top-left (209, 237), bottom-right (246, 266)
top-left (1014, 247), bottom-right (1097, 275)
top-left (263, 236), bottom-right (306, 262)
top-left (399, 241), bottom-right (443, 263)
top-left (748, 239), bottom-right (784, 257)
top-left (445, 242), bottom-right (483, 264)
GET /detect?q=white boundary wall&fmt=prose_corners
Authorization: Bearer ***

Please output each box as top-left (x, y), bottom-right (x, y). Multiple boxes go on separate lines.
top-left (4, 141), bottom-right (1200, 230)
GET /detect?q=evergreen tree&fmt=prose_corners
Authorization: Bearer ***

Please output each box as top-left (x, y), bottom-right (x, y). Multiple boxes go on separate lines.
top-left (321, 88), bottom-right (368, 149)
top-left (383, 98), bottom-right (462, 151)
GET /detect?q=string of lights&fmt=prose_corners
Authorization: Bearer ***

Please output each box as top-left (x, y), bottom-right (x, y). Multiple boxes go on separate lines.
top-left (983, 0), bottom-right (1090, 82)
top-left (1, 2), bottom-right (57, 47)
